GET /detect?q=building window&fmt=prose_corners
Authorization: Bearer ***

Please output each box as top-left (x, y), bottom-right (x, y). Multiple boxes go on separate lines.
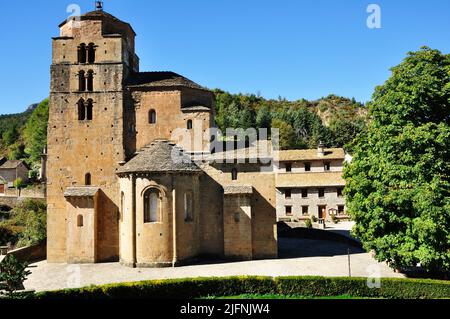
top-left (86, 99), bottom-right (93, 121)
top-left (184, 192), bottom-right (194, 222)
top-left (187, 120), bottom-right (193, 130)
top-left (78, 70), bottom-right (86, 91)
top-left (338, 205), bottom-right (345, 215)
top-left (149, 109), bottom-right (156, 124)
top-left (77, 215), bottom-right (84, 227)
top-left (87, 70), bottom-right (94, 91)
top-left (234, 212), bottom-right (240, 223)
top-left (337, 187), bottom-right (343, 197)
top-left (231, 168), bottom-right (238, 181)
top-left (302, 206), bottom-right (309, 216)
top-left (324, 162), bottom-right (331, 171)
top-left (85, 173), bottom-right (91, 186)
top-left (285, 163), bottom-right (292, 172)
top-left (285, 206), bottom-right (292, 216)
top-left (318, 188), bottom-right (325, 198)
top-left (304, 162), bottom-right (311, 172)
top-left (301, 189), bottom-right (308, 198)
top-left (144, 189), bottom-right (160, 223)
top-left (77, 99), bottom-right (85, 120)
top-left (78, 43), bottom-right (87, 63)
top-left (87, 43), bottom-right (96, 64)
top-left (285, 189), bottom-right (292, 199)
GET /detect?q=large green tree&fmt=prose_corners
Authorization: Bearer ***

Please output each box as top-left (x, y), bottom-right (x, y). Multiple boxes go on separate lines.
top-left (344, 47), bottom-right (450, 273)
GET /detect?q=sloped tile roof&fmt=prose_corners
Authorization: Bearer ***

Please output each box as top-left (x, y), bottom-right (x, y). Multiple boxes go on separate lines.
top-left (0, 160), bottom-right (27, 170)
top-left (64, 187), bottom-right (100, 197)
top-left (126, 72), bottom-right (208, 91)
top-left (223, 185), bottom-right (253, 195)
top-left (276, 172), bottom-right (345, 188)
top-left (117, 140), bottom-right (202, 175)
top-left (275, 148), bottom-right (345, 162)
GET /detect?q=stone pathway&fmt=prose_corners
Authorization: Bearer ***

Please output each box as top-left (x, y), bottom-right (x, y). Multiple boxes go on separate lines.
top-left (24, 238), bottom-right (403, 292)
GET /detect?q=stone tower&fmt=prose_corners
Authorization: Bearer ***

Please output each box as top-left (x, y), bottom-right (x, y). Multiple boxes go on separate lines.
top-left (47, 10), bottom-right (138, 263)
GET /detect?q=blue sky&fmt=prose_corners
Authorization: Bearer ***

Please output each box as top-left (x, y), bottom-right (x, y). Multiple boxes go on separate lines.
top-left (0, 0), bottom-right (449, 114)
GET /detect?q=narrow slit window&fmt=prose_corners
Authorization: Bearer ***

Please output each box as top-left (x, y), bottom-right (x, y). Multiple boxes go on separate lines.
top-left (149, 110), bottom-right (156, 124)
top-left (77, 215), bottom-right (84, 227)
top-left (231, 168), bottom-right (238, 181)
top-left (187, 120), bottom-right (193, 130)
top-left (85, 173), bottom-right (91, 186)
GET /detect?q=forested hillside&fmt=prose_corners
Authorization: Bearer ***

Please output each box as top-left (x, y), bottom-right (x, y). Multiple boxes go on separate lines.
top-left (0, 100), bottom-right (48, 172)
top-left (214, 90), bottom-right (367, 150)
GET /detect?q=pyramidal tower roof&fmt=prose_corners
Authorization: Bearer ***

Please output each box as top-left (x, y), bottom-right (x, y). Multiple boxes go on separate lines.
top-left (59, 8), bottom-right (136, 35)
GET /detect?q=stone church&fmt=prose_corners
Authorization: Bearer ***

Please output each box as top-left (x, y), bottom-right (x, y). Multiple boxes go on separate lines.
top-left (47, 9), bottom-right (279, 267)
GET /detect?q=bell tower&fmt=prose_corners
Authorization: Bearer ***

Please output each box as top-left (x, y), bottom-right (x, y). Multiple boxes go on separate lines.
top-left (47, 9), bottom-right (138, 263)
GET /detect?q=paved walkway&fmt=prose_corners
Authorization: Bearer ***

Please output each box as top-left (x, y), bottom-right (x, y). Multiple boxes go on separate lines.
top-left (24, 238), bottom-right (403, 292)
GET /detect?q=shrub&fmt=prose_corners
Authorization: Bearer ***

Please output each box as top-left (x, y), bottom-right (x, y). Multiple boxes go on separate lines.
top-left (0, 225), bottom-right (18, 246)
top-left (0, 255), bottom-right (31, 298)
top-left (330, 214), bottom-right (338, 224)
top-left (304, 219), bottom-right (313, 229)
top-left (311, 216), bottom-right (318, 223)
top-left (13, 178), bottom-right (25, 190)
top-left (6, 199), bottom-right (46, 248)
top-left (34, 276), bottom-right (450, 300)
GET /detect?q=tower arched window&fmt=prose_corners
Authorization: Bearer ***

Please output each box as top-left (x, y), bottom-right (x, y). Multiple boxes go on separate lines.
top-left (77, 99), bottom-right (85, 121)
top-left (78, 43), bottom-right (87, 63)
top-left (86, 99), bottom-right (94, 121)
top-left (144, 189), bottom-right (160, 223)
top-left (187, 120), bottom-right (193, 130)
top-left (87, 70), bottom-right (94, 92)
top-left (149, 109), bottom-right (156, 124)
top-left (87, 43), bottom-right (96, 64)
top-left (85, 173), bottom-right (91, 186)
top-left (78, 70), bottom-right (86, 92)
top-left (231, 168), bottom-right (238, 181)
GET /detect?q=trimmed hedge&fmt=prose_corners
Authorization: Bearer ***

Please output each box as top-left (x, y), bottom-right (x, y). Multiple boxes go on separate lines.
top-left (35, 276), bottom-right (450, 300)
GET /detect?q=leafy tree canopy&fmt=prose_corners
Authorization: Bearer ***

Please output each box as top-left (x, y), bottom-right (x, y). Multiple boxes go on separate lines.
top-left (344, 47), bottom-right (450, 273)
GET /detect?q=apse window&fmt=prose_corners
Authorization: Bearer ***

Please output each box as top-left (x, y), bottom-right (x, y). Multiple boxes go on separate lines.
top-left (144, 189), bottom-right (160, 223)
top-left (184, 192), bottom-right (194, 222)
